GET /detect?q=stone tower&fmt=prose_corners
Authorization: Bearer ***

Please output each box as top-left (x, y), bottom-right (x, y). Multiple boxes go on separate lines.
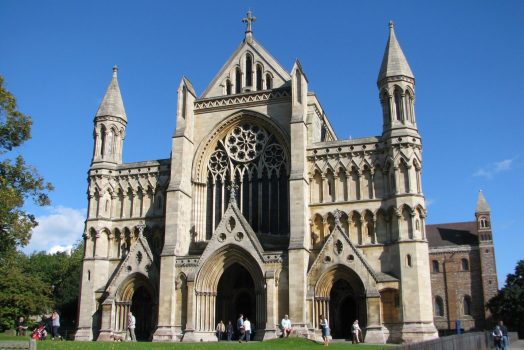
top-left (377, 21), bottom-right (437, 342)
top-left (91, 66), bottom-right (127, 167)
top-left (76, 67), bottom-right (128, 341)
top-left (476, 191), bottom-right (498, 325)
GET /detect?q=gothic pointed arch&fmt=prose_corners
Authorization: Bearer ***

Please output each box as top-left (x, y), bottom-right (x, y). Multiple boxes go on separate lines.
top-left (192, 111), bottom-right (290, 238)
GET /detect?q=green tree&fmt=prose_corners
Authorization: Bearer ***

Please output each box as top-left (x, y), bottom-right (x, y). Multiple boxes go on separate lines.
top-left (0, 75), bottom-right (53, 259)
top-left (22, 240), bottom-right (84, 329)
top-left (487, 259), bottom-right (524, 336)
top-left (0, 251), bottom-right (53, 331)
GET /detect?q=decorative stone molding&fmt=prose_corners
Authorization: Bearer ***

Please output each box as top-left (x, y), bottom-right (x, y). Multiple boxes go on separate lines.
top-left (194, 88), bottom-right (290, 113)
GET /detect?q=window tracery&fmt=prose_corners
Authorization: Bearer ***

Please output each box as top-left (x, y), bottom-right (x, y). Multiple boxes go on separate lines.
top-left (205, 123), bottom-right (289, 239)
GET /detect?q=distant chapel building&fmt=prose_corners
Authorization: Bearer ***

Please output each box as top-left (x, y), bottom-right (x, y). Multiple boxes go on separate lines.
top-left (75, 14), bottom-right (497, 343)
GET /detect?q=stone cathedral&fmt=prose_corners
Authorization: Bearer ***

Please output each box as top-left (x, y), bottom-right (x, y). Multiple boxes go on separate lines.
top-left (75, 13), bottom-right (498, 344)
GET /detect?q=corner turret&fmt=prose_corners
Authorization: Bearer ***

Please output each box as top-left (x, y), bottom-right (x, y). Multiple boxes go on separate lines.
top-left (377, 22), bottom-right (418, 138)
top-left (91, 66), bottom-right (127, 166)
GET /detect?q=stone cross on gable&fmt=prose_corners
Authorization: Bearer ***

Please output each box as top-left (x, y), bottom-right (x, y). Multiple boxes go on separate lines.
top-left (333, 209), bottom-right (343, 226)
top-left (136, 223), bottom-right (146, 237)
top-left (227, 183), bottom-right (239, 205)
top-left (242, 10), bottom-right (256, 34)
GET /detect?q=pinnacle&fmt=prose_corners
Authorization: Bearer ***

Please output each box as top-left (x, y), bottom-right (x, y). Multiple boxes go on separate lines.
top-left (96, 66), bottom-right (127, 121)
top-left (377, 21), bottom-right (414, 84)
top-left (476, 190), bottom-right (491, 213)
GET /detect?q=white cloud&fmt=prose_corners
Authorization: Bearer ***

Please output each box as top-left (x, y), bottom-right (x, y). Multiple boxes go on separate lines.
top-left (473, 157), bottom-right (516, 179)
top-left (23, 206), bottom-right (86, 254)
top-left (47, 244), bottom-right (73, 255)
top-left (425, 198), bottom-right (435, 207)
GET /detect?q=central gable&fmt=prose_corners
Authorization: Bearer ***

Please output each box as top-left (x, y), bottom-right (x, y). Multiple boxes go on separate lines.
top-left (201, 38), bottom-right (291, 99)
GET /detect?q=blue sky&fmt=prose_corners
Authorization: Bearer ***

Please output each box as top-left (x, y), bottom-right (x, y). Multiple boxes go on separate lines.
top-left (0, 1), bottom-right (522, 286)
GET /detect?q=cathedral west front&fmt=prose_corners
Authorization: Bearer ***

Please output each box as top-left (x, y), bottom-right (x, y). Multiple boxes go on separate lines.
top-left (75, 13), bottom-right (497, 344)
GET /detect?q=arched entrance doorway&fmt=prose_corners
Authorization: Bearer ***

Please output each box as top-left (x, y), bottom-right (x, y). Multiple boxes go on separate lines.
top-left (314, 265), bottom-right (366, 340)
top-left (329, 279), bottom-right (358, 339)
top-left (131, 286), bottom-right (153, 341)
top-left (115, 274), bottom-right (157, 341)
top-left (216, 263), bottom-right (256, 338)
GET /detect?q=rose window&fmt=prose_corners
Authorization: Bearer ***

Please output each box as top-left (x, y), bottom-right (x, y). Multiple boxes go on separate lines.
top-left (205, 122), bottom-right (289, 239)
top-left (226, 124), bottom-right (268, 162)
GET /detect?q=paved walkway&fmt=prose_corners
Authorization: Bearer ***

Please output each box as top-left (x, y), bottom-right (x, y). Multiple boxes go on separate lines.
top-left (510, 339), bottom-right (524, 349)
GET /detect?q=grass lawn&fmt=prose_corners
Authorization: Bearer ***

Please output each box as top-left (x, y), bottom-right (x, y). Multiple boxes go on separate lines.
top-left (0, 334), bottom-right (395, 349)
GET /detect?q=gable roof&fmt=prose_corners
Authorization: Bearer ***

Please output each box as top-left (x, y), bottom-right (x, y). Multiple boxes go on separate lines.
top-left (200, 36), bottom-right (291, 99)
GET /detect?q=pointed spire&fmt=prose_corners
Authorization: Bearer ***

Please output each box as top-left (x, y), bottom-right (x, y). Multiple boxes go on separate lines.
top-left (377, 21), bottom-right (414, 84)
top-left (476, 190), bottom-right (491, 212)
top-left (96, 65), bottom-right (127, 121)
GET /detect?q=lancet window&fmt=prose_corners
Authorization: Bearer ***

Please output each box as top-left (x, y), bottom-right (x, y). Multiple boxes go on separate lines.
top-left (205, 123), bottom-right (289, 239)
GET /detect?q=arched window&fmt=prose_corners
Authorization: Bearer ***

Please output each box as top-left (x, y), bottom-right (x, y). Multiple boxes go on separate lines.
top-left (100, 125), bottom-right (107, 158)
top-left (205, 123), bottom-right (289, 239)
top-left (406, 90), bottom-right (414, 122)
top-left (432, 260), bottom-right (440, 273)
top-left (245, 54), bottom-right (253, 88)
top-left (226, 79), bottom-right (232, 95)
top-left (107, 129), bottom-right (114, 156)
top-left (480, 217), bottom-right (489, 229)
top-left (406, 254), bottom-right (412, 267)
top-left (235, 67), bottom-right (242, 94)
top-left (394, 87), bottom-right (404, 121)
top-left (435, 296), bottom-right (444, 317)
top-left (296, 70), bottom-right (302, 103)
top-left (381, 90), bottom-right (391, 125)
top-left (256, 65), bottom-right (263, 91)
top-left (461, 258), bottom-right (469, 271)
top-left (463, 295), bottom-right (472, 315)
top-left (265, 73), bottom-right (272, 89)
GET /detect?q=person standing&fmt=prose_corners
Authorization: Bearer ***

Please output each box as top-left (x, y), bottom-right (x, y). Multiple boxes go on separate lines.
top-left (281, 314), bottom-right (292, 337)
top-left (216, 320), bottom-right (225, 340)
top-left (127, 311), bottom-right (136, 342)
top-left (244, 317), bottom-right (251, 342)
top-left (320, 314), bottom-right (330, 347)
top-left (493, 325), bottom-right (503, 350)
top-left (352, 319), bottom-right (361, 344)
top-left (237, 314), bottom-right (245, 343)
top-left (226, 321), bottom-right (234, 341)
top-left (51, 311), bottom-right (61, 340)
top-left (15, 316), bottom-right (27, 336)
top-left (499, 321), bottom-right (509, 350)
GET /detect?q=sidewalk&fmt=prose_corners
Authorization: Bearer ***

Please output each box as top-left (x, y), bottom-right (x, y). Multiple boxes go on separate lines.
top-left (511, 339), bottom-right (524, 350)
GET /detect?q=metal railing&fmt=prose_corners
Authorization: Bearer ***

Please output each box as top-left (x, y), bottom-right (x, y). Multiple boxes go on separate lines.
top-left (396, 332), bottom-right (493, 350)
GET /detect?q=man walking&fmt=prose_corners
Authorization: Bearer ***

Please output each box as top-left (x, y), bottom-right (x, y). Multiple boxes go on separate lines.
top-left (127, 311), bottom-right (136, 342)
top-left (244, 317), bottom-right (252, 342)
top-left (237, 314), bottom-right (245, 343)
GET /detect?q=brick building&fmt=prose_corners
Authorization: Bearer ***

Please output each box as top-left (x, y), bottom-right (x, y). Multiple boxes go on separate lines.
top-left (427, 191), bottom-right (498, 333)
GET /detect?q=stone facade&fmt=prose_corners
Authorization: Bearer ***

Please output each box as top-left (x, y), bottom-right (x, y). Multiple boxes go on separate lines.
top-left (427, 191), bottom-right (498, 334)
top-left (74, 15), bottom-right (459, 343)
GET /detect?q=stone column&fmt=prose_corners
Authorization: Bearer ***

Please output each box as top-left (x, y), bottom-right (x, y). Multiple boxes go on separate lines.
top-left (152, 254), bottom-right (178, 341)
top-left (97, 300), bottom-right (114, 341)
top-left (263, 271), bottom-right (277, 340)
top-left (364, 290), bottom-right (385, 343)
top-left (181, 275), bottom-right (197, 341)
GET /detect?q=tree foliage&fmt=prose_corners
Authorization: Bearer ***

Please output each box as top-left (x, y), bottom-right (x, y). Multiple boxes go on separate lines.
top-left (0, 251), bottom-right (53, 331)
top-left (487, 259), bottom-right (524, 335)
top-left (25, 241), bottom-right (84, 326)
top-left (0, 75), bottom-right (53, 259)
top-left (0, 242), bottom-right (84, 331)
